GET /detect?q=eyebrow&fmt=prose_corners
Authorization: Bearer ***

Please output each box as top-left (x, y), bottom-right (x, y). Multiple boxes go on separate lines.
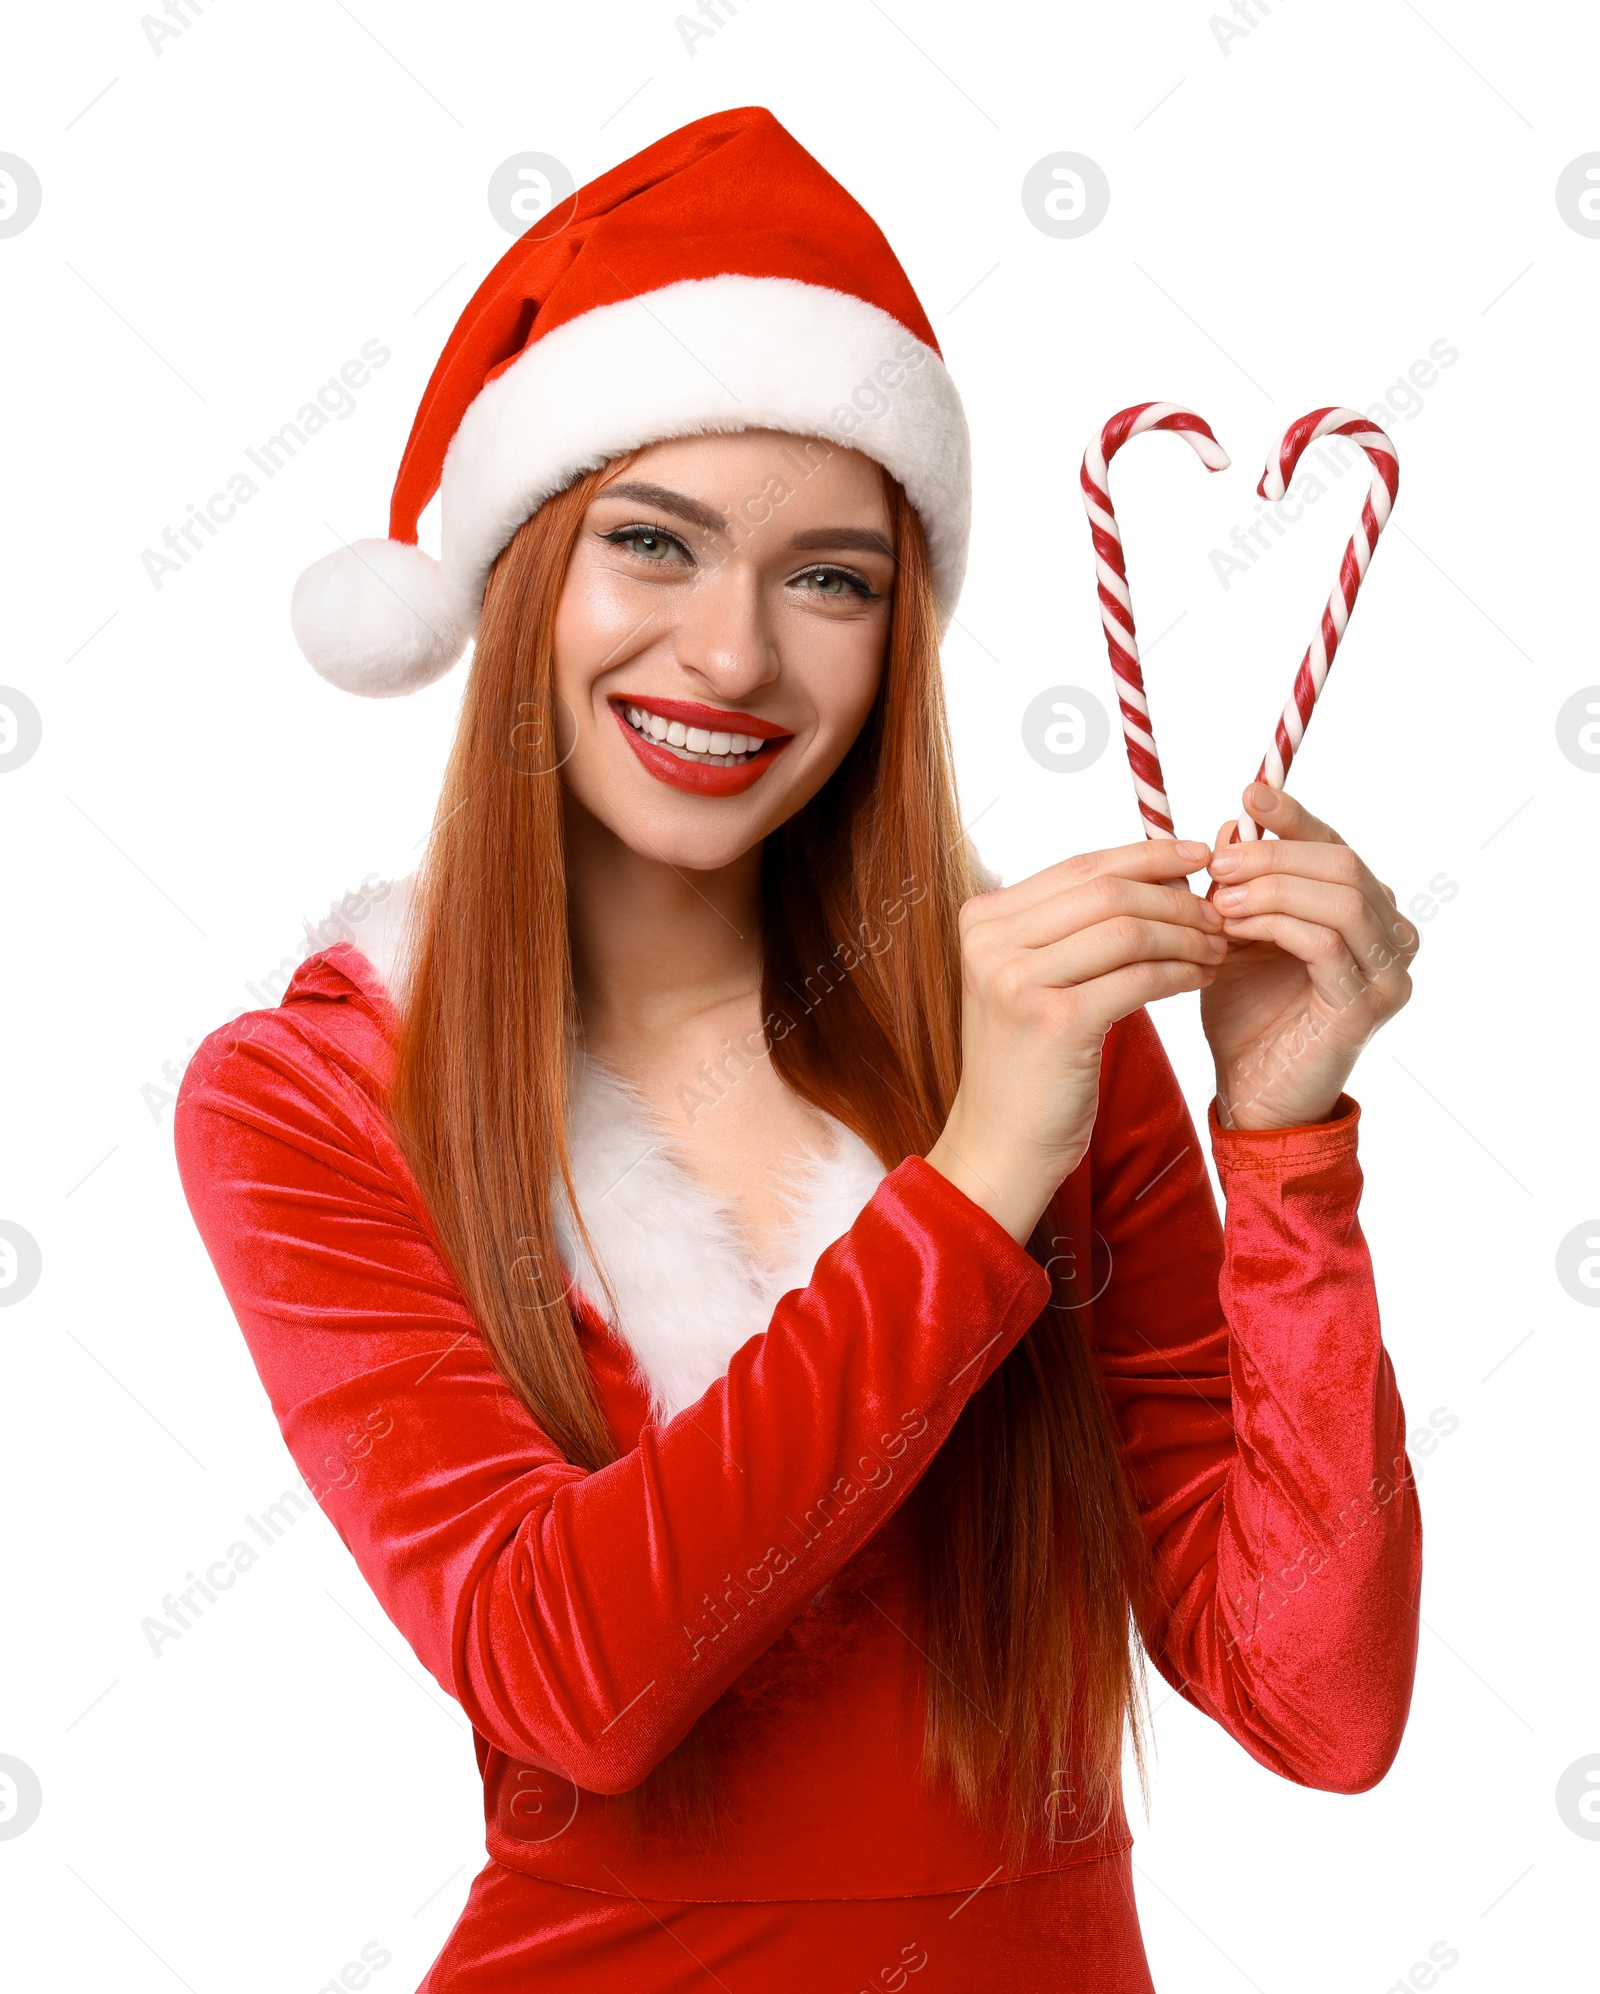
top-left (598, 480), bottom-right (894, 562)
top-left (599, 479), bottom-right (729, 538)
top-left (787, 525), bottom-right (895, 560)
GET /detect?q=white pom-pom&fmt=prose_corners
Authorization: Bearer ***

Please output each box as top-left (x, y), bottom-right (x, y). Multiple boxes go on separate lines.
top-left (290, 539), bottom-right (468, 697)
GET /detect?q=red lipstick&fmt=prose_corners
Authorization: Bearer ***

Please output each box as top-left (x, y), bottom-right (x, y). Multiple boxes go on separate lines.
top-left (613, 695), bottom-right (791, 740)
top-left (609, 697), bottom-right (794, 798)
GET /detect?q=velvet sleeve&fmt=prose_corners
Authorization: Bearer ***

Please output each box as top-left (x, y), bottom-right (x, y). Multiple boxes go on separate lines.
top-left (172, 1008), bottom-right (1051, 1796)
top-left (1083, 1010), bottom-right (1422, 1793)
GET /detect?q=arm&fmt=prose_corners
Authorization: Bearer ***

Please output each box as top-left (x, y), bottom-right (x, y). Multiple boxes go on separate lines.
top-left (173, 1011), bottom-right (1050, 1795)
top-left (1086, 1008), bottom-right (1422, 1792)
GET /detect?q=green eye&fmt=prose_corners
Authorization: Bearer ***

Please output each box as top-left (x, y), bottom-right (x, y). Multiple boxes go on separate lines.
top-left (627, 531), bottom-right (675, 561)
top-left (794, 566), bottom-right (879, 599)
top-left (607, 526), bottom-right (690, 565)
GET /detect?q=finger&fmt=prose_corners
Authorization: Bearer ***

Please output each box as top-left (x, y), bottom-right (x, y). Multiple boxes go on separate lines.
top-left (1210, 844), bottom-right (1418, 966)
top-left (1067, 958), bottom-right (1219, 1035)
top-left (1003, 875), bottom-right (1225, 950)
top-left (1212, 877), bottom-right (1412, 993)
top-left (1201, 819), bottom-right (1241, 904)
top-left (1030, 915), bottom-right (1228, 989)
top-left (1209, 911), bottom-right (1366, 1005)
top-left (1212, 874), bottom-right (1390, 971)
top-left (975, 839), bottom-right (1211, 921)
top-left (1209, 839), bottom-right (1369, 887)
top-left (1239, 783), bottom-right (1345, 847)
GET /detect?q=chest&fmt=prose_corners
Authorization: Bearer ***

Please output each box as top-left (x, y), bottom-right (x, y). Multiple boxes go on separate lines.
top-left (583, 1022), bottom-right (848, 1265)
top-left (554, 1053), bottom-right (890, 1426)
top-left (326, 878), bottom-right (893, 1426)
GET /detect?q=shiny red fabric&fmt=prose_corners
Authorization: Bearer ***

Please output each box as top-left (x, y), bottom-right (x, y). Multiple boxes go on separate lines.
top-left (173, 943), bottom-right (1421, 1990)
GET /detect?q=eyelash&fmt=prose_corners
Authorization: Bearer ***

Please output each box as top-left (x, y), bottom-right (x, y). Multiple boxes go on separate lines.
top-left (601, 524), bottom-right (883, 600)
top-left (603, 524), bottom-right (692, 565)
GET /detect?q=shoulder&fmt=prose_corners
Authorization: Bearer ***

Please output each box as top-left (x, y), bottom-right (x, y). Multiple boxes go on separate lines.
top-left (175, 940), bottom-right (400, 1168)
top-left (182, 866), bottom-right (415, 1114)
top-left (299, 870), bottom-right (418, 1008)
top-left (170, 951), bottom-right (435, 1266)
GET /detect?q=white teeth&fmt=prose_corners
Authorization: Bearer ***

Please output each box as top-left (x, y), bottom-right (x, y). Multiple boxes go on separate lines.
top-left (620, 703), bottom-right (770, 767)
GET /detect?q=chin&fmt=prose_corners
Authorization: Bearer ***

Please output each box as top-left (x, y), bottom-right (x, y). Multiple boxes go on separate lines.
top-left (566, 721), bottom-right (828, 872)
top-left (603, 802), bottom-right (775, 875)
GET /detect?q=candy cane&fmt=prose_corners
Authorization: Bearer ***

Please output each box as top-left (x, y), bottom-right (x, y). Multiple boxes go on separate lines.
top-left (1081, 403), bottom-right (1231, 840)
top-left (1234, 408), bottom-right (1399, 840)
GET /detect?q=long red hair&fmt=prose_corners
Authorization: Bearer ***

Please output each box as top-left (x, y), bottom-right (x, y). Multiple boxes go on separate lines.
top-left (387, 455), bottom-right (1161, 1857)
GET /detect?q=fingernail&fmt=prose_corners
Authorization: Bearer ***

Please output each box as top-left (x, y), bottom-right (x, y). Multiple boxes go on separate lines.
top-left (1213, 886), bottom-right (1247, 910)
top-left (1209, 849), bottom-right (1242, 876)
top-left (1176, 840), bottom-right (1210, 860)
top-left (1248, 783), bottom-right (1278, 811)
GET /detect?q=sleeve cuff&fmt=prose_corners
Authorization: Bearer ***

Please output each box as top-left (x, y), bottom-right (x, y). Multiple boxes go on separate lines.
top-left (1208, 1092), bottom-right (1361, 1171)
top-left (892, 1155), bottom-right (1053, 1312)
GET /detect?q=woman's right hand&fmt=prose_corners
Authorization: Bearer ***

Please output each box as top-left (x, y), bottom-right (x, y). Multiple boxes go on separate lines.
top-left (925, 838), bottom-right (1223, 1243)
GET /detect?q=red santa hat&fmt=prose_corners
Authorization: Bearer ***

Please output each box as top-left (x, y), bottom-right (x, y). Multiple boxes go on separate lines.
top-left (291, 105), bottom-right (971, 697)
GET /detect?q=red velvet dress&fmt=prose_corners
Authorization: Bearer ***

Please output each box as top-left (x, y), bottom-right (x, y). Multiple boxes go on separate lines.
top-left (173, 942), bottom-right (1422, 1991)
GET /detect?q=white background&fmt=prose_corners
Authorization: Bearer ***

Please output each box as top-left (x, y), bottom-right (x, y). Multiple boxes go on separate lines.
top-left (3, 2), bottom-right (1597, 1989)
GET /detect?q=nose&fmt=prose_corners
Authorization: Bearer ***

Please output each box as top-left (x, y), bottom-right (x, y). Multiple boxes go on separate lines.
top-left (669, 554), bottom-right (781, 705)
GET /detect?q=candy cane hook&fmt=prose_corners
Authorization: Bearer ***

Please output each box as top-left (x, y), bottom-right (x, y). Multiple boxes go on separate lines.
top-left (1081, 403), bottom-right (1231, 840)
top-left (1235, 409), bottom-right (1399, 839)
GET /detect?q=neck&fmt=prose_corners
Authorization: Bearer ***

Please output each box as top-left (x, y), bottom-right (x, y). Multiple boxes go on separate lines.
top-left (564, 795), bottom-right (766, 1048)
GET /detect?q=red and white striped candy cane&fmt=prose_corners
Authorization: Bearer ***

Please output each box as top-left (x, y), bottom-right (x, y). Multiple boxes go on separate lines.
top-left (1235, 408), bottom-right (1399, 840)
top-left (1081, 403), bottom-right (1231, 840)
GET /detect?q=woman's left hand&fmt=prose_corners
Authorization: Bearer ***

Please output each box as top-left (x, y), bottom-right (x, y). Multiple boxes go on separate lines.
top-left (1201, 783), bottom-right (1419, 1130)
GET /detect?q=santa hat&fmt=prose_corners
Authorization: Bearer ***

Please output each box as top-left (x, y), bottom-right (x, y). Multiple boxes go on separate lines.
top-left (291, 105), bottom-right (971, 697)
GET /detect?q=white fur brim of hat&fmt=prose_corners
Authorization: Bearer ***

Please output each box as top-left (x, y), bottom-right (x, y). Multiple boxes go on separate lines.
top-left (290, 274), bottom-right (971, 697)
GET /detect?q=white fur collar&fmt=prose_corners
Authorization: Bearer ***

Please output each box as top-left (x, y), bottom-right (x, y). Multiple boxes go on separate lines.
top-left (551, 1057), bottom-right (886, 1420)
top-left (309, 872), bottom-right (888, 1421)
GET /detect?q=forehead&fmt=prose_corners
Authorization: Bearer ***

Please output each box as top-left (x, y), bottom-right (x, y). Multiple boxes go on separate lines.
top-left (598, 429), bottom-right (890, 525)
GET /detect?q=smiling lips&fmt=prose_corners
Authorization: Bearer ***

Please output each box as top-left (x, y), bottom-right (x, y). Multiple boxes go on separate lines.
top-left (611, 695), bottom-right (794, 797)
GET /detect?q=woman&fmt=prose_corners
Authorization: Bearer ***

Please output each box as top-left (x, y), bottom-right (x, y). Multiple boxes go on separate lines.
top-left (175, 107), bottom-right (1423, 1990)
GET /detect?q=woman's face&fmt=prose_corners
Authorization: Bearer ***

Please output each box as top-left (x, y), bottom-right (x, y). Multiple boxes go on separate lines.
top-left (551, 429), bottom-right (897, 872)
